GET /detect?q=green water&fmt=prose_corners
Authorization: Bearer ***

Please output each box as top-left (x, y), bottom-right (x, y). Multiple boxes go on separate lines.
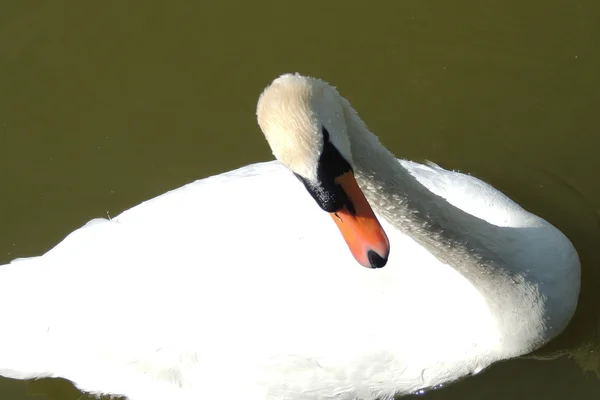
top-left (0, 1), bottom-right (599, 399)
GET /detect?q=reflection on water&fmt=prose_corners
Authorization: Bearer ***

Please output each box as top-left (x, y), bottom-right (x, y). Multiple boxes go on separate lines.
top-left (1, 0), bottom-right (599, 399)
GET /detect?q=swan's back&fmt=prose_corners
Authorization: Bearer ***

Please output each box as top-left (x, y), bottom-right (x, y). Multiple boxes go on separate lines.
top-left (0, 159), bottom-right (580, 400)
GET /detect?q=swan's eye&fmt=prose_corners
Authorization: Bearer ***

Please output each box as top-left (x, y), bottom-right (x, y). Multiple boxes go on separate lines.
top-left (294, 126), bottom-right (355, 214)
top-left (319, 127), bottom-right (352, 179)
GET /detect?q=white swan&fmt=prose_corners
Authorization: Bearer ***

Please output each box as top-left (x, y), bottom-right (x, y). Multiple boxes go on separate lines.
top-left (0, 74), bottom-right (580, 400)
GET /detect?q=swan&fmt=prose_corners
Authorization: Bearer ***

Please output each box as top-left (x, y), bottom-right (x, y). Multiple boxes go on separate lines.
top-left (0, 73), bottom-right (580, 400)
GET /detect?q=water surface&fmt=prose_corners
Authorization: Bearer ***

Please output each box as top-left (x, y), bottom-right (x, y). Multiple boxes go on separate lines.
top-left (1, 1), bottom-right (599, 399)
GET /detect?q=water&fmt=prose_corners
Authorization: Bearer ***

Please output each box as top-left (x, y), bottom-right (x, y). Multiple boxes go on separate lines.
top-left (1, 0), bottom-right (599, 399)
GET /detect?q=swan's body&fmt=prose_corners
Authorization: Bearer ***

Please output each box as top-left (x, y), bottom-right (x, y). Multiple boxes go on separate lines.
top-left (0, 74), bottom-right (580, 400)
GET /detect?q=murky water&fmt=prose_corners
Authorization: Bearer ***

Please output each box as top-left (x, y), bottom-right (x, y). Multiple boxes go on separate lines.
top-left (1, 1), bottom-right (599, 399)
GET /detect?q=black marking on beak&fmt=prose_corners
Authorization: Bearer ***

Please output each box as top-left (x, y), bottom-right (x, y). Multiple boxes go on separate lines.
top-left (294, 126), bottom-right (356, 214)
top-left (367, 250), bottom-right (387, 269)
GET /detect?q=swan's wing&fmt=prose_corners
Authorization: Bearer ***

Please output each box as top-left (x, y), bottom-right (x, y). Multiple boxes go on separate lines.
top-left (399, 159), bottom-right (535, 228)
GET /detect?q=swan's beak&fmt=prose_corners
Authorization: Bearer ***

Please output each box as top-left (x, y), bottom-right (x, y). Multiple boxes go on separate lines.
top-left (329, 171), bottom-right (390, 269)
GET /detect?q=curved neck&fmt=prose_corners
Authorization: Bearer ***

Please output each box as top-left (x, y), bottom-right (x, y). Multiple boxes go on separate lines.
top-left (339, 97), bottom-right (493, 256)
top-left (339, 98), bottom-right (549, 354)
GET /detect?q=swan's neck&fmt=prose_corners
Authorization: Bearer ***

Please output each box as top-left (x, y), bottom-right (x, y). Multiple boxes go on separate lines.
top-left (340, 97), bottom-right (486, 254)
top-left (340, 98), bottom-right (548, 354)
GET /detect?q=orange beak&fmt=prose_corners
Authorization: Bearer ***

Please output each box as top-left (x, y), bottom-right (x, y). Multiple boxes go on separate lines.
top-left (329, 171), bottom-right (390, 268)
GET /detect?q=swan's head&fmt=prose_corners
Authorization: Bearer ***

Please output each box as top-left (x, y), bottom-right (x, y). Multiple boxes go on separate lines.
top-left (256, 73), bottom-right (390, 269)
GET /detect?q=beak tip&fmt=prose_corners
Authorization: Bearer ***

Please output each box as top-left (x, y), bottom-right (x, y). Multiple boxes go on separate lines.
top-left (367, 250), bottom-right (388, 269)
